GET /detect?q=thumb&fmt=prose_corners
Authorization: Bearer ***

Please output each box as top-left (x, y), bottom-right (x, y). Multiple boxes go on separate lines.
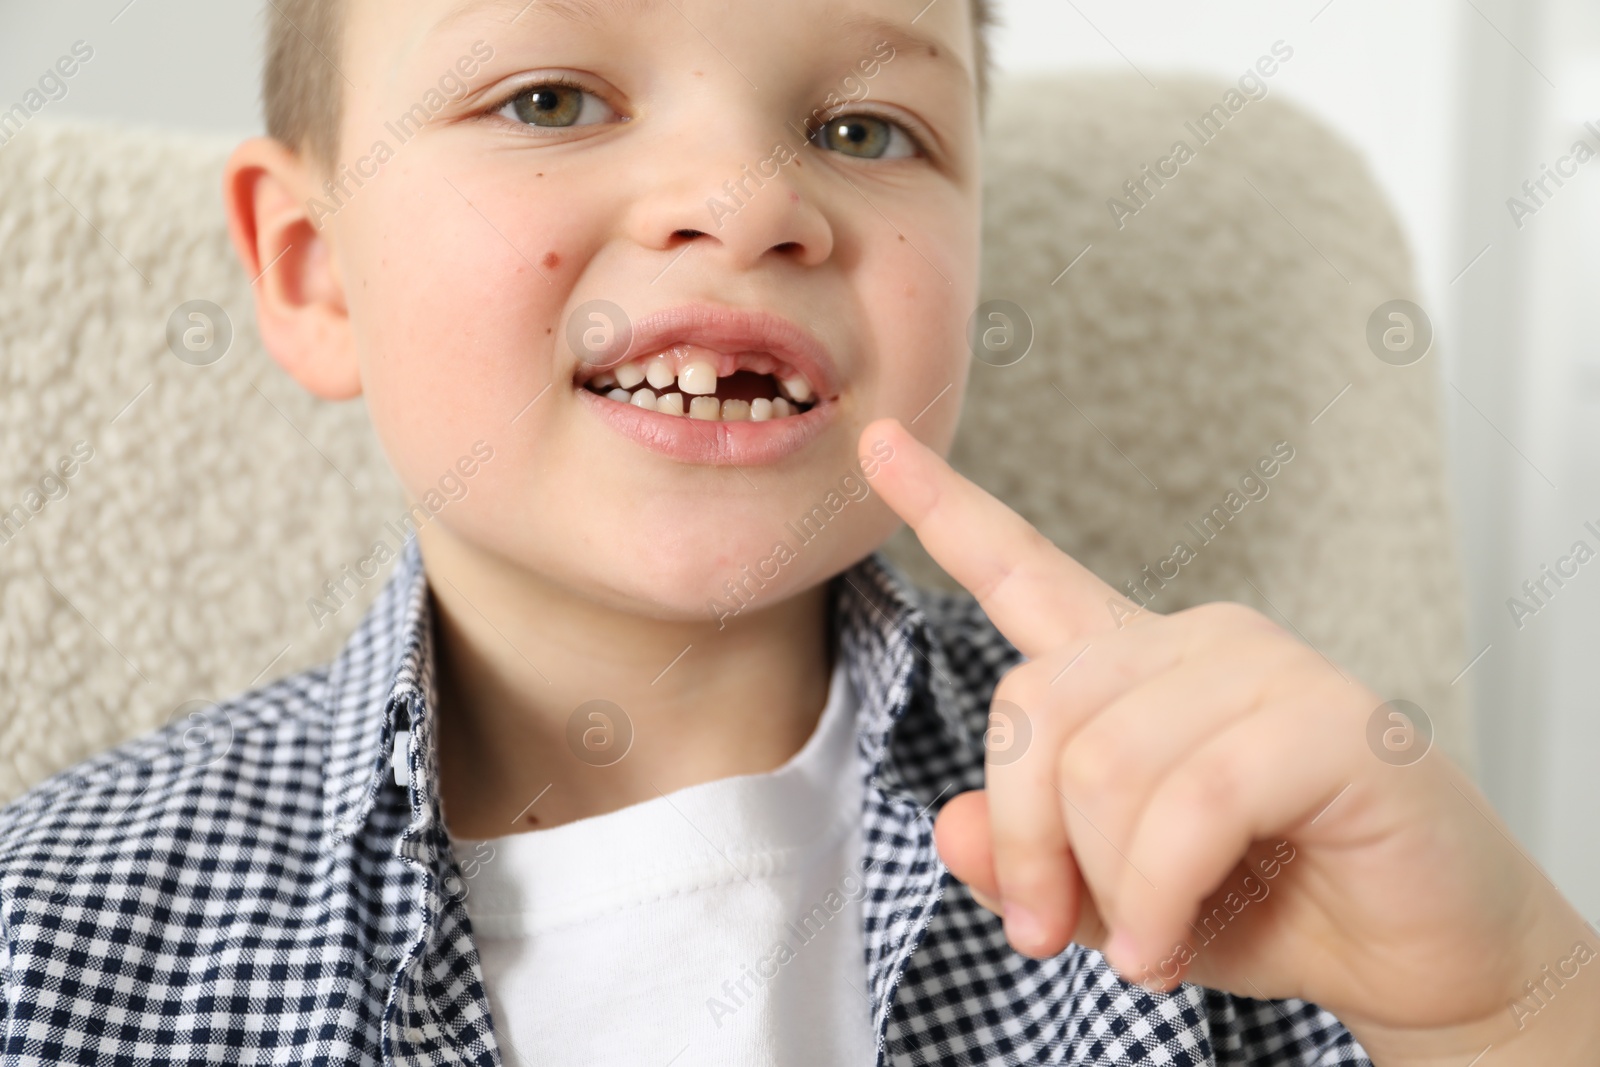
top-left (935, 791), bottom-right (1001, 907)
top-left (936, 790), bottom-right (1107, 951)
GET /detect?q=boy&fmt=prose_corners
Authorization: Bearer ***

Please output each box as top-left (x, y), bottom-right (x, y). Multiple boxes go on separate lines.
top-left (1, 0), bottom-right (1596, 1063)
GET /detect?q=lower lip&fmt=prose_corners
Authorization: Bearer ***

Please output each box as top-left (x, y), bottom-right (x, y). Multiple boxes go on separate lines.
top-left (578, 386), bottom-right (836, 466)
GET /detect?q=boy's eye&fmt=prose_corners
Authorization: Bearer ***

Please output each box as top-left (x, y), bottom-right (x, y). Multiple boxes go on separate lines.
top-left (811, 114), bottom-right (919, 161)
top-left (499, 82), bottom-right (616, 128)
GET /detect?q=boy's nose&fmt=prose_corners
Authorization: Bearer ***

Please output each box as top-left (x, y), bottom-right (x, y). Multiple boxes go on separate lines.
top-left (619, 134), bottom-right (836, 272)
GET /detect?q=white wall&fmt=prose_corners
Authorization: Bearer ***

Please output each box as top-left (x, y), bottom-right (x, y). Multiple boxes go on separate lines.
top-left (0, 0), bottom-right (264, 139)
top-left (3, 0), bottom-right (1597, 913)
top-left (1469, 0), bottom-right (1600, 917)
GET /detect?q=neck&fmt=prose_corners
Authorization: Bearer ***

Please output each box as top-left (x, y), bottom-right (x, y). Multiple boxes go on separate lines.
top-left (419, 527), bottom-right (834, 839)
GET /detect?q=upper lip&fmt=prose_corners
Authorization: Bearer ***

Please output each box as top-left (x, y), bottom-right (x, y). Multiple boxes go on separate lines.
top-left (575, 303), bottom-right (842, 400)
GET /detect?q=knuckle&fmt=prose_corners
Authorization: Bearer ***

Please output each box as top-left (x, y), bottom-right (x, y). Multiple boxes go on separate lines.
top-left (1058, 724), bottom-right (1137, 798)
top-left (1175, 752), bottom-right (1241, 816)
top-left (990, 839), bottom-right (1071, 895)
top-left (1185, 599), bottom-right (1278, 637)
top-left (1256, 636), bottom-right (1336, 700)
top-left (1228, 599), bottom-right (1285, 637)
top-left (985, 810), bottom-right (1043, 856)
top-left (991, 666), bottom-right (1024, 708)
top-left (989, 666), bottom-right (1053, 748)
top-left (993, 659), bottom-right (1046, 704)
top-left (1179, 601), bottom-right (1293, 667)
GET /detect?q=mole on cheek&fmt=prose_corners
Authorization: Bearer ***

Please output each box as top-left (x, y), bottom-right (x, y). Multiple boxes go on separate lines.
top-left (541, 251), bottom-right (561, 270)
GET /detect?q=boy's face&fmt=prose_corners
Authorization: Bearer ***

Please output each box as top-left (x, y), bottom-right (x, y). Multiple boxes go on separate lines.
top-left (321, 0), bottom-right (981, 619)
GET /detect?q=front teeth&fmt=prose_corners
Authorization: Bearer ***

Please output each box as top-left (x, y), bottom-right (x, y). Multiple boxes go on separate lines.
top-left (589, 355), bottom-right (817, 421)
top-left (645, 356), bottom-right (676, 391)
top-left (678, 361), bottom-right (718, 396)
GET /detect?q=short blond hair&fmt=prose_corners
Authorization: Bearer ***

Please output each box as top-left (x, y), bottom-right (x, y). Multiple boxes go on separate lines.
top-left (265, 0), bottom-right (1000, 167)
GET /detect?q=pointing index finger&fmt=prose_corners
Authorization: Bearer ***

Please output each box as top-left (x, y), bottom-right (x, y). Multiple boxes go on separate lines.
top-left (861, 418), bottom-right (1138, 658)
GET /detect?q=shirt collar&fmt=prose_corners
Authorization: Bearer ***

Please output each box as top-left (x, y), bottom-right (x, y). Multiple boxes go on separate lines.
top-left (322, 537), bottom-right (435, 845)
top-left (321, 536), bottom-right (976, 845)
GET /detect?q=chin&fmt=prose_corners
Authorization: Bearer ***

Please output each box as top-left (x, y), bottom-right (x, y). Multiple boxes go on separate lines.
top-left (568, 512), bottom-right (889, 625)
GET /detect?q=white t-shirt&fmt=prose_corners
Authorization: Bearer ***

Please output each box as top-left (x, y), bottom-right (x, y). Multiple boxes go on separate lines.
top-left (445, 656), bottom-right (877, 1066)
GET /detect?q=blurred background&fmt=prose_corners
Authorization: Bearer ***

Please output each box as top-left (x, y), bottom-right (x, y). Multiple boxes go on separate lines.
top-left (2, 0), bottom-right (1596, 915)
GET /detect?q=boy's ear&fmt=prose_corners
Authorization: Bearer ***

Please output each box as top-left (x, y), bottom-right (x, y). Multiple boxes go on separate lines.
top-left (222, 137), bottom-right (362, 401)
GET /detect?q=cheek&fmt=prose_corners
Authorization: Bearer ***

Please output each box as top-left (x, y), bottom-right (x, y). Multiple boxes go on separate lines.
top-left (339, 166), bottom-right (585, 491)
top-left (857, 235), bottom-right (976, 451)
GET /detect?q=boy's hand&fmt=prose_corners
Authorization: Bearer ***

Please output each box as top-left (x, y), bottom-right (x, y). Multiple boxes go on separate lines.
top-left (861, 418), bottom-right (1600, 1065)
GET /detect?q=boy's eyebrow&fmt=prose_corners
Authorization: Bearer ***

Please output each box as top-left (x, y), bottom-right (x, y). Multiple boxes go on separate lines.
top-left (431, 0), bottom-right (973, 89)
top-left (834, 13), bottom-right (972, 88)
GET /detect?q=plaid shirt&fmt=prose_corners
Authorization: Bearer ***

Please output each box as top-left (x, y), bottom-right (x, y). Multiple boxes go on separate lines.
top-left (0, 539), bottom-right (1370, 1065)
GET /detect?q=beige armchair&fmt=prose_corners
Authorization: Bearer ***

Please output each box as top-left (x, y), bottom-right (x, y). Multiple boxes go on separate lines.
top-left (0, 72), bottom-right (1469, 802)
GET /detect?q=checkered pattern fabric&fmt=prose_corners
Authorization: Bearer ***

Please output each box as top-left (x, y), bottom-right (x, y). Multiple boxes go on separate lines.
top-left (0, 540), bottom-right (1371, 1065)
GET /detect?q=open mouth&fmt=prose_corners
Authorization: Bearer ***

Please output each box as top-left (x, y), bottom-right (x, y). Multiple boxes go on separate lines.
top-left (579, 343), bottom-right (820, 422)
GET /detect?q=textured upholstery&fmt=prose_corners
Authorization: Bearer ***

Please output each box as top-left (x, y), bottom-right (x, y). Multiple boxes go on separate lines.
top-left (0, 72), bottom-right (1471, 802)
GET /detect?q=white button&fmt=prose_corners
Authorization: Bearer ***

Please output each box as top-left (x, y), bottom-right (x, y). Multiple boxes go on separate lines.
top-left (392, 730), bottom-right (411, 787)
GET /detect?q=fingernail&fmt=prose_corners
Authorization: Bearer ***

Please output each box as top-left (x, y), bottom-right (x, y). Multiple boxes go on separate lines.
top-left (1002, 902), bottom-right (1049, 954)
